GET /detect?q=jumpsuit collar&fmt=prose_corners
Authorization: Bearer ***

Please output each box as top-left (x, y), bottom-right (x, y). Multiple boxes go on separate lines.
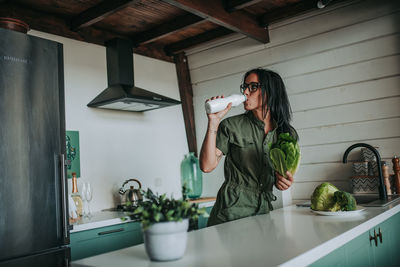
top-left (245, 111), bottom-right (277, 133)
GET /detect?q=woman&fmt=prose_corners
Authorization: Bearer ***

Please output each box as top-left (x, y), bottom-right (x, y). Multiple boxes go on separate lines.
top-left (200, 68), bottom-right (298, 226)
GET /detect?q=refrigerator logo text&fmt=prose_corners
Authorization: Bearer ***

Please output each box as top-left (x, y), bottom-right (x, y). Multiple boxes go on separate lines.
top-left (0, 55), bottom-right (32, 64)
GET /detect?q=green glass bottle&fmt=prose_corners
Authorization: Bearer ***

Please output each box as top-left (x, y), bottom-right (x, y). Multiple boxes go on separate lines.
top-left (180, 152), bottom-right (203, 199)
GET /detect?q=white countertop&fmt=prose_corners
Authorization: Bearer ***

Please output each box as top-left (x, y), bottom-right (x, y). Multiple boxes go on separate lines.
top-left (72, 200), bottom-right (400, 267)
top-left (70, 211), bottom-right (138, 233)
top-left (70, 200), bottom-right (215, 233)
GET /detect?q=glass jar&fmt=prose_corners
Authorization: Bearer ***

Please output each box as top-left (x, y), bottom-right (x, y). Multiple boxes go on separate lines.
top-left (180, 152), bottom-right (203, 199)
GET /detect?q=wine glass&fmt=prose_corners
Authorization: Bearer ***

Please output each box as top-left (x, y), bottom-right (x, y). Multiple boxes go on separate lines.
top-left (84, 182), bottom-right (93, 218)
top-left (81, 182), bottom-right (87, 218)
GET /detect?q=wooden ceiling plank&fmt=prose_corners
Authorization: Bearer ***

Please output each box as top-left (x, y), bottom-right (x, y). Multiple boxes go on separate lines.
top-left (161, 0), bottom-right (269, 43)
top-left (70, 0), bottom-right (140, 31)
top-left (222, 0), bottom-right (264, 13)
top-left (260, 0), bottom-right (318, 27)
top-left (132, 14), bottom-right (204, 45)
top-left (165, 27), bottom-right (233, 55)
top-left (0, 3), bottom-right (173, 62)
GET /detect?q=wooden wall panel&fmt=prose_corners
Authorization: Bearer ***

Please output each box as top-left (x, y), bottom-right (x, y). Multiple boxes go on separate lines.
top-left (285, 55), bottom-right (400, 95)
top-left (291, 181), bottom-right (351, 201)
top-left (298, 118), bottom-right (400, 146)
top-left (293, 97), bottom-right (400, 130)
top-left (290, 76), bottom-right (400, 112)
top-left (300, 138), bottom-right (400, 164)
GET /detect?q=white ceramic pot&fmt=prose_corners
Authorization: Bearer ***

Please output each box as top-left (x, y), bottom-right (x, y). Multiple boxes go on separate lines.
top-left (143, 219), bottom-right (189, 261)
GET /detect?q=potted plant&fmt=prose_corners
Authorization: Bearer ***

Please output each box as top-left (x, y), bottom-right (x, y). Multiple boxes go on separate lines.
top-left (134, 186), bottom-right (208, 261)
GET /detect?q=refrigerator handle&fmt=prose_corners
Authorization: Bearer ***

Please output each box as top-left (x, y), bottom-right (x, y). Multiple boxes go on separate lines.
top-left (60, 153), bottom-right (69, 242)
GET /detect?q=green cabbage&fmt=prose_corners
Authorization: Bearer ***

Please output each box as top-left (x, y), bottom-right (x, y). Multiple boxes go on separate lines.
top-left (269, 133), bottom-right (301, 178)
top-left (310, 183), bottom-right (339, 211)
top-left (310, 182), bottom-right (357, 211)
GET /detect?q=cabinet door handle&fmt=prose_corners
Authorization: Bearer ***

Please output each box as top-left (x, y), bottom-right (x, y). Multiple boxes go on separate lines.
top-left (369, 229), bottom-right (378, 247)
top-left (60, 154), bottom-right (69, 242)
top-left (377, 228), bottom-right (383, 243)
top-left (98, 228), bottom-right (124, 235)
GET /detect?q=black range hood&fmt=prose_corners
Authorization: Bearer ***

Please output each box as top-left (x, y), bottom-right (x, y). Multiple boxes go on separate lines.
top-left (87, 38), bottom-right (181, 112)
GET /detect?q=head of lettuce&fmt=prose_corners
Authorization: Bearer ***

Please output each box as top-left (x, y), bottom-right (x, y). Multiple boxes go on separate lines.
top-left (310, 182), bottom-right (357, 211)
top-left (269, 132), bottom-right (301, 178)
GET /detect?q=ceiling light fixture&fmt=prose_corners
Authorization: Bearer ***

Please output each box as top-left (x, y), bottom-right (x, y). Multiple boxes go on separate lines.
top-left (317, 0), bottom-right (333, 9)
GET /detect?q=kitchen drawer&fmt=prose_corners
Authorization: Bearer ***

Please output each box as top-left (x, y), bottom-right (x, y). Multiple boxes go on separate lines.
top-left (70, 221), bottom-right (143, 260)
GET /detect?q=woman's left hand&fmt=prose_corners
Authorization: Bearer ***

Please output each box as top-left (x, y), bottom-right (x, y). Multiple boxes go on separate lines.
top-left (275, 171), bottom-right (294, 191)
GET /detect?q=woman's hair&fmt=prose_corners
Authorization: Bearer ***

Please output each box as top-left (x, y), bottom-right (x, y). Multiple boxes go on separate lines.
top-left (242, 68), bottom-right (298, 140)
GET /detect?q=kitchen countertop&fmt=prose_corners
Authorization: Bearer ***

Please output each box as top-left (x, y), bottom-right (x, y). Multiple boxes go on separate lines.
top-left (70, 211), bottom-right (138, 233)
top-left (70, 198), bottom-right (216, 233)
top-left (72, 200), bottom-right (400, 267)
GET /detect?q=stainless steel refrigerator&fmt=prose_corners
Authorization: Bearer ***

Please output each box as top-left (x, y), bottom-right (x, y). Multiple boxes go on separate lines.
top-left (0, 27), bottom-right (70, 266)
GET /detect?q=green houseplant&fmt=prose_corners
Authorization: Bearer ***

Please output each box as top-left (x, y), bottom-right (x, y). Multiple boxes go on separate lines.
top-left (134, 186), bottom-right (208, 261)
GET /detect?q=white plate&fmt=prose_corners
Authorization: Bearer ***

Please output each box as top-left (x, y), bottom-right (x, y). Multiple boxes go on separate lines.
top-left (311, 206), bottom-right (365, 216)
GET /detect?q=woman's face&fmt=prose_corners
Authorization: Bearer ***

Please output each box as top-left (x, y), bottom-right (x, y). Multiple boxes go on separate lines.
top-left (243, 73), bottom-right (264, 111)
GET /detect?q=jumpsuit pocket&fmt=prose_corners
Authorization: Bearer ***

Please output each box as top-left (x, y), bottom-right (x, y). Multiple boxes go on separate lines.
top-left (215, 186), bottom-right (240, 222)
top-left (230, 137), bottom-right (254, 148)
top-left (217, 189), bottom-right (256, 222)
top-left (230, 137), bottom-right (256, 166)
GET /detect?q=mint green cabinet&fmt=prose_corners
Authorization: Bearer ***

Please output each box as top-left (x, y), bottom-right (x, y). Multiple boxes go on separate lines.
top-left (310, 245), bottom-right (347, 267)
top-left (344, 231), bottom-right (373, 267)
top-left (369, 217), bottom-right (395, 266)
top-left (310, 211), bottom-right (400, 267)
top-left (70, 221), bottom-right (143, 261)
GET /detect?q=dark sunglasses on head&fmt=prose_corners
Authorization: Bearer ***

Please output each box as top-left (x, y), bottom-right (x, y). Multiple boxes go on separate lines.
top-left (240, 82), bottom-right (261, 94)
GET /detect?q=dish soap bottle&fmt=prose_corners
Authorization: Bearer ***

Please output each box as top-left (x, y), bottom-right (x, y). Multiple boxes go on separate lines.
top-left (205, 94), bottom-right (246, 114)
top-left (71, 172), bottom-right (83, 217)
top-left (180, 152), bottom-right (203, 199)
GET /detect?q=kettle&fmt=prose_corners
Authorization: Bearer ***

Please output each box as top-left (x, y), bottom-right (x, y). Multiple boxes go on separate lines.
top-left (119, 178), bottom-right (143, 207)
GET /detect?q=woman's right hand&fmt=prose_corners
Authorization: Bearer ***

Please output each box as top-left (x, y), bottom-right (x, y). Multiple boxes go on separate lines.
top-left (205, 95), bottom-right (232, 123)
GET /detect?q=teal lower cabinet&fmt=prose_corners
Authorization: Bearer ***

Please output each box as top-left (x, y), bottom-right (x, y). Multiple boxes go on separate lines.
top-left (370, 214), bottom-right (396, 266)
top-left (198, 206), bottom-right (213, 229)
top-left (310, 244), bottom-right (347, 267)
top-left (344, 231), bottom-right (373, 267)
top-left (70, 221), bottom-right (143, 261)
top-left (310, 211), bottom-right (399, 267)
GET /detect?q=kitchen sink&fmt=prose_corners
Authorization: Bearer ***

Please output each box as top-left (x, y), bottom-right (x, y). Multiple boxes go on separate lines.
top-left (354, 194), bottom-right (400, 207)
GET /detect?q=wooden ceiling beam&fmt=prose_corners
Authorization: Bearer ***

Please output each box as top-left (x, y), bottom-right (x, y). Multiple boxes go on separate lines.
top-left (0, 3), bottom-right (173, 62)
top-left (174, 52), bottom-right (198, 156)
top-left (260, 0), bottom-right (318, 27)
top-left (165, 27), bottom-right (233, 55)
top-left (222, 0), bottom-right (264, 13)
top-left (132, 14), bottom-right (204, 46)
top-left (161, 0), bottom-right (269, 43)
top-left (70, 0), bottom-right (140, 31)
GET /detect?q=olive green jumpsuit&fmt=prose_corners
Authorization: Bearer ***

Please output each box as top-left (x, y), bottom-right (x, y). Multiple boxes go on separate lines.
top-left (207, 111), bottom-right (278, 226)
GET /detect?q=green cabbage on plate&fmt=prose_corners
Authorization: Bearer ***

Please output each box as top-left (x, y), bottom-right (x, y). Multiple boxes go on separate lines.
top-left (310, 182), bottom-right (339, 211)
top-left (310, 182), bottom-right (357, 211)
top-left (269, 132), bottom-right (301, 178)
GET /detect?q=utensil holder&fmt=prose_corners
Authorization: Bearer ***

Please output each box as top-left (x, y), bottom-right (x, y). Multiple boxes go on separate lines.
top-left (352, 162), bottom-right (369, 176)
top-left (350, 175), bottom-right (396, 194)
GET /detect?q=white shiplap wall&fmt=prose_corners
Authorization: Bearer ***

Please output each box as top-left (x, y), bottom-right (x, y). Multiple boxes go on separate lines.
top-left (187, 0), bottom-right (400, 207)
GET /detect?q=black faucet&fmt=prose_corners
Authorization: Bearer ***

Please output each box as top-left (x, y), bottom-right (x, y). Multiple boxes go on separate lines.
top-left (343, 143), bottom-right (387, 200)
